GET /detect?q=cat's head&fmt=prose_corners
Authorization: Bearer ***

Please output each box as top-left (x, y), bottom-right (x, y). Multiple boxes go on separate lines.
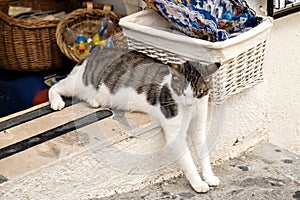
top-left (169, 61), bottom-right (220, 106)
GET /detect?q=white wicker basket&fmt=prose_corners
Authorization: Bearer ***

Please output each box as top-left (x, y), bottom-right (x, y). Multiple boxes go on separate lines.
top-left (119, 10), bottom-right (273, 104)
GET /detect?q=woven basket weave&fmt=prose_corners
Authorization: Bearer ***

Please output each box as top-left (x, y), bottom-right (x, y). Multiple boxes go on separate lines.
top-left (56, 2), bottom-right (122, 63)
top-left (0, 0), bottom-right (80, 71)
top-left (120, 10), bottom-right (273, 104)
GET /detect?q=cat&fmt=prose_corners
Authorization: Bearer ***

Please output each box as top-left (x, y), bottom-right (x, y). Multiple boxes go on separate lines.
top-left (48, 46), bottom-right (220, 193)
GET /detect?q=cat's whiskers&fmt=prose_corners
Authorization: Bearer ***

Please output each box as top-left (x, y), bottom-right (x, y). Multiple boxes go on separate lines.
top-left (159, 101), bottom-right (178, 107)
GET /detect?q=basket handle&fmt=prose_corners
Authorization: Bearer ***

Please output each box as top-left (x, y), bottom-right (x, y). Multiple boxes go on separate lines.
top-left (103, 4), bottom-right (112, 15)
top-left (82, 2), bottom-right (113, 15)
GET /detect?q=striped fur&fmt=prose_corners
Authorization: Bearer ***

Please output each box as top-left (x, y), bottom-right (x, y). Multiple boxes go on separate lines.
top-left (79, 47), bottom-right (211, 119)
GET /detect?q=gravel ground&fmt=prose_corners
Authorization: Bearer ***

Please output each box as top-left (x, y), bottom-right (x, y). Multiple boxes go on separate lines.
top-left (99, 143), bottom-right (300, 200)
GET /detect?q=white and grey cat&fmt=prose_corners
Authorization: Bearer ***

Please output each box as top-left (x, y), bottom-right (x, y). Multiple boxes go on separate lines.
top-left (49, 47), bottom-right (220, 193)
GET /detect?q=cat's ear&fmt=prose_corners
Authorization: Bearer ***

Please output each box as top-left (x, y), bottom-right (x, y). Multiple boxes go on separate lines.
top-left (168, 63), bottom-right (183, 75)
top-left (203, 62), bottom-right (220, 77)
top-left (188, 61), bottom-right (220, 78)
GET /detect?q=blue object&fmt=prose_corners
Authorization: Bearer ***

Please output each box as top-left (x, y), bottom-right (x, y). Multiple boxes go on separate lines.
top-left (150, 0), bottom-right (260, 41)
top-left (0, 70), bottom-right (49, 118)
top-left (76, 35), bottom-right (88, 44)
top-left (99, 23), bottom-right (108, 39)
top-left (222, 10), bottom-right (233, 21)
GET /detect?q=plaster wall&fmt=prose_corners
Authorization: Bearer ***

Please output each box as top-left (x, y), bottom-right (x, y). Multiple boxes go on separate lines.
top-left (264, 12), bottom-right (300, 155)
top-left (210, 11), bottom-right (300, 159)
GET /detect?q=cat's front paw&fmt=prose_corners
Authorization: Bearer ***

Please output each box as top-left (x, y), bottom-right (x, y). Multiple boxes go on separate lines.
top-left (191, 181), bottom-right (210, 193)
top-left (204, 175), bottom-right (220, 187)
top-left (86, 99), bottom-right (100, 108)
top-left (50, 99), bottom-right (65, 110)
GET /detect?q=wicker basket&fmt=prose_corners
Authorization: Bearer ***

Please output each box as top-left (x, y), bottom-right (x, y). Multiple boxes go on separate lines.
top-left (56, 2), bottom-right (122, 63)
top-left (119, 10), bottom-right (273, 104)
top-left (0, 0), bottom-right (80, 71)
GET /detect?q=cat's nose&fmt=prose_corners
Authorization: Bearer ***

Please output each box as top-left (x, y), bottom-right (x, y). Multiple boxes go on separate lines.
top-left (185, 98), bottom-right (193, 106)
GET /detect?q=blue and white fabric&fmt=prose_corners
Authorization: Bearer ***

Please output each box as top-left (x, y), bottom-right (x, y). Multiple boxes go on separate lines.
top-left (144, 0), bottom-right (260, 42)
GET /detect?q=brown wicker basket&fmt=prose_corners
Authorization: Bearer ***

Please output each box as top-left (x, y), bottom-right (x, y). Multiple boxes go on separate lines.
top-left (0, 0), bottom-right (80, 71)
top-left (56, 2), bottom-right (122, 63)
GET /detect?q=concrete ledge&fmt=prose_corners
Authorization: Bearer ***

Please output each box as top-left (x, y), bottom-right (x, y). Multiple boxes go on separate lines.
top-left (0, 99), bottom-right (267, 199)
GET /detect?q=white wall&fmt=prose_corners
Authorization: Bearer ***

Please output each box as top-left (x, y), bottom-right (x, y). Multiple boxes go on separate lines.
top-left (209, 11), bottom-right (300, 160)
top-left (264, 12), bottom-right (300, 154)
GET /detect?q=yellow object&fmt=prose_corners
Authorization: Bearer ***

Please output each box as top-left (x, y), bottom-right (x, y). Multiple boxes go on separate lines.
top-left (92, 33), bottom-right (101, 46)
top-left (73, 36), bottom-right (90, 58)
top-left (143, 0), bottom-right (158, 11)
top-left (92, 33), bottom-right (108, 49)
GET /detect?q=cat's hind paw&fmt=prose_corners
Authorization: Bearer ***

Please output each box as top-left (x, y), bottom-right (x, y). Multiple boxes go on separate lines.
top-left (191, 181), bottom-right (210, 193)
top-left (50, 99), bottom-right (65, 110)
top-left (204, 175), bottom-right (220, 187)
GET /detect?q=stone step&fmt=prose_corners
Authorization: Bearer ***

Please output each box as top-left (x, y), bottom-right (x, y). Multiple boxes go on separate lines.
top-left (0, 102), bottom-right (153, 180)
